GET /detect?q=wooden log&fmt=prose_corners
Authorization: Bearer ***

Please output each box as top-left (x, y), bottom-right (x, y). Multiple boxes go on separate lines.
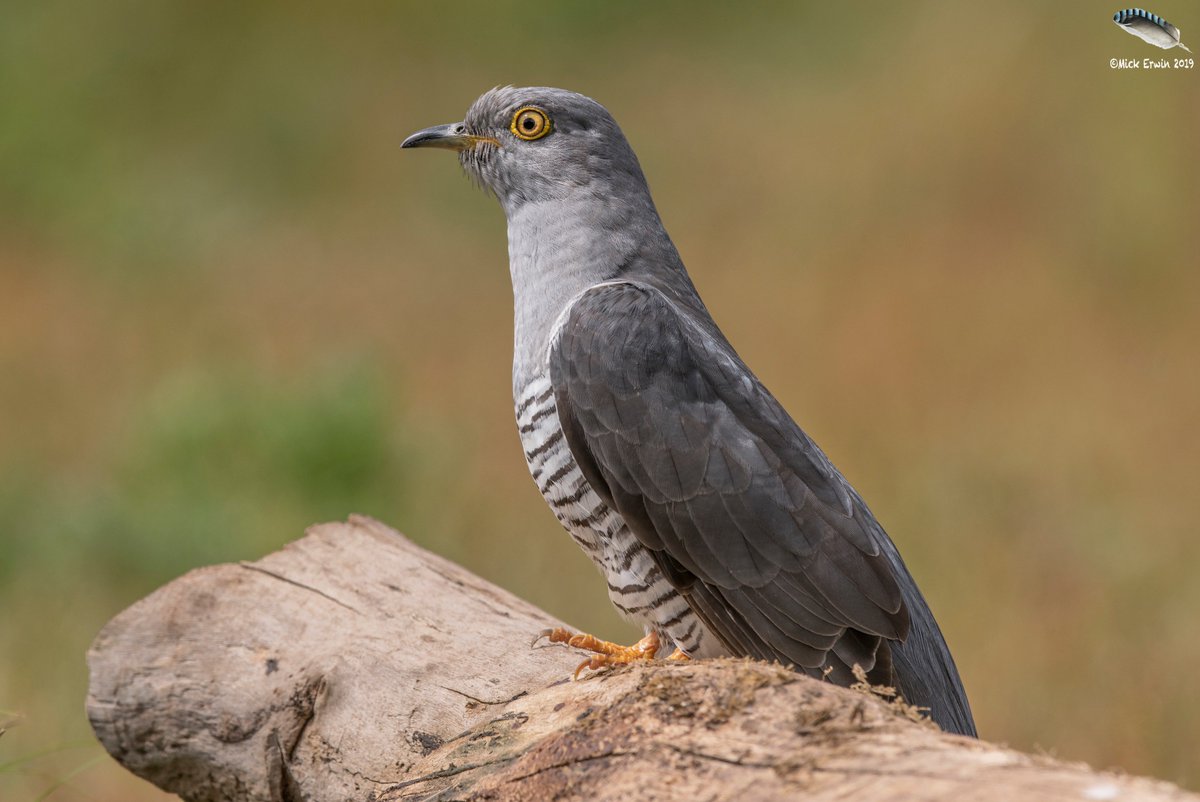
top-left (86, 516), bottom-right (1197, 802)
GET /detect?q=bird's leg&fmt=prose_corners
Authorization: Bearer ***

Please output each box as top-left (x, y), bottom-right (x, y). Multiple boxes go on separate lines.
top-left (535, 627), bottom-right (661, 678)
top-left (667, 647), bottom-right (690, 661)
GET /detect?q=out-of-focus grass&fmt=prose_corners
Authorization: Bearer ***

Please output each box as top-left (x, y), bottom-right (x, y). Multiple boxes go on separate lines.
top-left (0, 362), bottom-right (454, 800)
top-left (1, 2), bottom-right (1198, 798)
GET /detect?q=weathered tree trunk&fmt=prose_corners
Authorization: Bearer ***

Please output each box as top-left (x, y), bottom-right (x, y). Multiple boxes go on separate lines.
top-left (86, 516), bottom-right (1196, 802)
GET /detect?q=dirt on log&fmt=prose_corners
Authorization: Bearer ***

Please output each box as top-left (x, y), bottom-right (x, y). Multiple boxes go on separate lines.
top-left (86, 516), bottom-right (1196, 802)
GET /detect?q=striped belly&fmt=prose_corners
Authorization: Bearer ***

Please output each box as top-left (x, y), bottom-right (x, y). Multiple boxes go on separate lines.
top-left (514, 375), bottom-right (718, 657)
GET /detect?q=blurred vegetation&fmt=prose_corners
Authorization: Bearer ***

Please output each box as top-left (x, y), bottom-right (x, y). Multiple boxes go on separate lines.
top-left (1, 1), bottom-right (1197, 798)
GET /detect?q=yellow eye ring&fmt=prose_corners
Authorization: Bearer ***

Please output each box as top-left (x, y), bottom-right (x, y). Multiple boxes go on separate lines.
top-left (510, 107), bottom-right (552, 141)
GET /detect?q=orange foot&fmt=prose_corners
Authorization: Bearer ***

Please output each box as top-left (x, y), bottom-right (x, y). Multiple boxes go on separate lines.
top-left (534, 627), bottom-right (662, 678)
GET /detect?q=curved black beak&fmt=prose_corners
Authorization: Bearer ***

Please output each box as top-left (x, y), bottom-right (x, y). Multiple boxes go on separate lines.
top-left (402, 122), bottom-right (495, 151)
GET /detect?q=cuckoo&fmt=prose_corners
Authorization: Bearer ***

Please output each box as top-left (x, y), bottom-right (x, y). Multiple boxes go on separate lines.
top-left (403, 87), bottom-right (976, 737)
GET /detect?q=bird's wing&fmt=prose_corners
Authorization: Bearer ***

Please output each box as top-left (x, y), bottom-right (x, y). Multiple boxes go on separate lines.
top-left (548, 281), bottom-right (910, 676)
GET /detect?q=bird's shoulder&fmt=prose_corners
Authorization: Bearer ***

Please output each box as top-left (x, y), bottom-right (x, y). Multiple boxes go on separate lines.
top-left (550, 277), bottom-right (728, 370)
top-left (551, 279), bottom-right (852, 512)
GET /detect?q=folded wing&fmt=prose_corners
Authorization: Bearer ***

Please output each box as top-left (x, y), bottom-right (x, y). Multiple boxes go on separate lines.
top-left (548, 281), bottom-right (909, 683)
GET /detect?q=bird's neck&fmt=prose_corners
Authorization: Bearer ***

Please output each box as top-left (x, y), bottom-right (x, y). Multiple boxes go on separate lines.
top-left (505, 191), bottom-right (683, 391)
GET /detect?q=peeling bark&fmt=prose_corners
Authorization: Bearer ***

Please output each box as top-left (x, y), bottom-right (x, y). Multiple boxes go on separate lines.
top-left (86, 516), bottom-right (1197, 802)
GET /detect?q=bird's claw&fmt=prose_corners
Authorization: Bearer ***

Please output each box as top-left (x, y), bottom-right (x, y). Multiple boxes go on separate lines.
top-left (531, 627), bottom-right (558, 648)
top-left (533, 627), bottom-right (663, 678)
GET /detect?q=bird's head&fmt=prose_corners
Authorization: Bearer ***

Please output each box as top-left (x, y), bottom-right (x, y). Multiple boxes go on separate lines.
top-left (402, 86), bottom-right (649, 212)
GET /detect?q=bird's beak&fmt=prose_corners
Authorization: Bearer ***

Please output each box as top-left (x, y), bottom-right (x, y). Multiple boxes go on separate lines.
top-left (401, 122), bottom-right (496, 151)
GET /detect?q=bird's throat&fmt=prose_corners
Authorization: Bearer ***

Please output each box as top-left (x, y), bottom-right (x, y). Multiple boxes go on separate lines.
top-left (506, 196), bottom-right (649, 386)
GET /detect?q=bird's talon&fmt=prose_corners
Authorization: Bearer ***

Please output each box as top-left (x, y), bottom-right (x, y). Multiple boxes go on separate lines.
top-left (531, 627), bottom-right (561, 647)
top-left (541, 629), bottom-right (662, 678)
top-left (532, 627), bottom-right (576, 648)
top-left (572, 656), bottom-right (605, 680)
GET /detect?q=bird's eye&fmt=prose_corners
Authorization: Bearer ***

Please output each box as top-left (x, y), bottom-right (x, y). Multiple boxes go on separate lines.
top-left (510, 107), bottom-right (551, 141)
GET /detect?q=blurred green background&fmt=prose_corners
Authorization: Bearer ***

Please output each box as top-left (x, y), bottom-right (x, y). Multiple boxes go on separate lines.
top-left (2, 1), bottom-right (1197, 798)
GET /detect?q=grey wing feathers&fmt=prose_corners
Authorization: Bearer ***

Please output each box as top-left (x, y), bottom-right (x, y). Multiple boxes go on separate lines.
top-left (549, 280), bottom-right (976, 737)
top-left (549, 283), bottom-right (903, 664)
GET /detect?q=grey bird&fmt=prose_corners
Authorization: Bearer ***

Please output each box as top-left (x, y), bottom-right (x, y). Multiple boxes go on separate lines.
top-left (403, 86), bottom-right (976, 737)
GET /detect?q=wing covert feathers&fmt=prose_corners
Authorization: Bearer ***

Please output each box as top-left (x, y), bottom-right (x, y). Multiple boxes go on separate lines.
top-left (548, 281), bottom-right (909, 675)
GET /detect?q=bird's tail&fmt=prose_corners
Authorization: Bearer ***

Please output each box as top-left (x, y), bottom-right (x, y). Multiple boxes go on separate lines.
top-left (890, 597), bottom-right (977, 737)
top-left (878, 532), bottom-right (977, 737)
